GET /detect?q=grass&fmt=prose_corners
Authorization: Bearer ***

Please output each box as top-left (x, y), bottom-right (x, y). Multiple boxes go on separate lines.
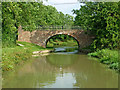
top-left (88, 49), bottom-right (119, 72)
top-left (2, 41), bottom-right (52, 72)
top-left (47, 40), bottom-right (78, 48)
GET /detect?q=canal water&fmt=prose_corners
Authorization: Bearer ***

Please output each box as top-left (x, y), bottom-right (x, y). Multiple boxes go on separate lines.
top-left (2, 47), bottom-right (118, 88)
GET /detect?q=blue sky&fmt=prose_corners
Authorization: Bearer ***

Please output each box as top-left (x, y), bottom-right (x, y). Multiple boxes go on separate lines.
top-left (43, 0), bottom-right (83, 17)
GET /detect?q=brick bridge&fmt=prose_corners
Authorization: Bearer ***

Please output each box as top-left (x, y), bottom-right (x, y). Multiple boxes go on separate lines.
top-left (18, 26), bottom-right (94, 49)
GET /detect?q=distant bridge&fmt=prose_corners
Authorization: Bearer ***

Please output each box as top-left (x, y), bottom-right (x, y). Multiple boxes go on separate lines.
top-left (18, 26), bottom-right (94, 49)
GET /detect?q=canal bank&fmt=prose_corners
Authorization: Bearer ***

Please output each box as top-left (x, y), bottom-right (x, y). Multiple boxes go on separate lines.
top-left (2, 46), bottom-right (118, 88)
top-left (2, 41), bottom-right (53, 72)
top-left (2, 41), bottom-right (119, 73)
top-left (88, 49), bottom-right (119, 73)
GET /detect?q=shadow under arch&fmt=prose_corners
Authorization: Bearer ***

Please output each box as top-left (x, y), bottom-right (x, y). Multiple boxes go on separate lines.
top-left (45, 34), bottom-right (80, 49)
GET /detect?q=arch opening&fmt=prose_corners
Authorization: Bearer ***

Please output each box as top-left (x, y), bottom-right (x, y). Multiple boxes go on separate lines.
top-left (45, 34), bottom-right (80, 50)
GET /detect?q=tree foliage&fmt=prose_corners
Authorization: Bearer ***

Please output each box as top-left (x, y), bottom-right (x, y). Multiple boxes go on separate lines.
top-left (73, 2), bottom-right (119, 50)
top-left (2, 2), bottom-right (22, 46)
top-left (2, 2), bottom-right (74, 47)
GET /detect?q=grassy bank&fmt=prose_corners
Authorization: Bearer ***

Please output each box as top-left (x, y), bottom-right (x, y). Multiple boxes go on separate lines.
top-left (47, 40), bottom-right (78, 48)
top-left (88, 49), bottom-right (119, 72)
top-left (2, 41), bottom-right (51, 72)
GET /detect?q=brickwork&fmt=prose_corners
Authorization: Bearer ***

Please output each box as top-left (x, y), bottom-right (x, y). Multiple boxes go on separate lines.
top-left (18, 26), bottom-right (94, 49)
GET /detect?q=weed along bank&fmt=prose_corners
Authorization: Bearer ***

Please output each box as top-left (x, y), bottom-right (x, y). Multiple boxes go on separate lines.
top-left (2, 1), bottom-right (119, 89)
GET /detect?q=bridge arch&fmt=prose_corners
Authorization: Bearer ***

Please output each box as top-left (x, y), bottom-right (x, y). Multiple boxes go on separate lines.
top-left (18, 26), bottom-right (94, 50)
top-left (45, 34), bottom-right (80, 48)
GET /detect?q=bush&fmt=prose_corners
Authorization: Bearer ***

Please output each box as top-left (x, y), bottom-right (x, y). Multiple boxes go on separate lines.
top-left (88, 49), bottom-right (119, 71)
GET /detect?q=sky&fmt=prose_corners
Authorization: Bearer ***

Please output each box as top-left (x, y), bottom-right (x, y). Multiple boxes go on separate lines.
top-left (43, 0), bottom-right (83, 17)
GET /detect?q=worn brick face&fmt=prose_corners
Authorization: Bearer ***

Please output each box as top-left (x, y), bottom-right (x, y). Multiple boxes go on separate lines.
top-left (18, 26), bottom-right (94, 49)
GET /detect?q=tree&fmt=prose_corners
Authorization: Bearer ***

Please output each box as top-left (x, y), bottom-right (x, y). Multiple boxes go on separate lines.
top-left (2, 2), bottom-right (74, 47)
top-left (73, 2), bottom-right (119, 50)
top-left (2, 2), bottom-right (22, 46)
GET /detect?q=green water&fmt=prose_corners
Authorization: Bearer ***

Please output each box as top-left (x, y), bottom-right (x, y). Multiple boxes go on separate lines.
top-left (2, 48), bottom-right (118, 88)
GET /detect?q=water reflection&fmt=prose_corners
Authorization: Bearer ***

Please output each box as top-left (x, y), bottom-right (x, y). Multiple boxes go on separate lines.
top-left (3, 52), bottom-right (118, 88)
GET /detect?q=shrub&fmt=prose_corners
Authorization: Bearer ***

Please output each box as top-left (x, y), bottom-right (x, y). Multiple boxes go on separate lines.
top-left (88, 49), bottom-right (119, 71)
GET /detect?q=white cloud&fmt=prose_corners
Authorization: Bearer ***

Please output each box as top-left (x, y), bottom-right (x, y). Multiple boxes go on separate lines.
top-left (46, 0), bottom-right (78, 4)
top-left (43, 0), bottom-right (82, 17)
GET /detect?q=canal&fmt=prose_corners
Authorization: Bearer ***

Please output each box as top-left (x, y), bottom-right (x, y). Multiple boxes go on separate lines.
top-left (2, 47), bottom-right (118, 88)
